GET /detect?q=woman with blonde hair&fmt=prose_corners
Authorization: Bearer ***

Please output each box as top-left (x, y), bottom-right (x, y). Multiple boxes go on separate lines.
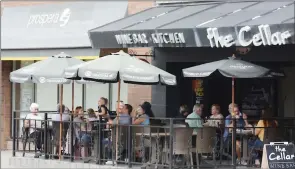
top-left (204, 104), bottom-right (224, 127)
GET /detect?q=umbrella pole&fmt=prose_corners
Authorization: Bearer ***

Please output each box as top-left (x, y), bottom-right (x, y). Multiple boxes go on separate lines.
top-left (71, 81), bottom-right (74, 159)
top-left (115, 80), bottom-right (121, 161)
top-left (231, 77), bottom-right (236, 166)
top-left (59, 84), bottom-right (64, 160)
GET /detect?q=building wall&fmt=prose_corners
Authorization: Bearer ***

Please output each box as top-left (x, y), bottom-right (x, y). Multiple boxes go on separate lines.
top-left (1, 61), bottom-right (13, 149)
top-left (1, 1), bottom-right (155, 149)
top-left (127, 1), bottom-right (155, 115)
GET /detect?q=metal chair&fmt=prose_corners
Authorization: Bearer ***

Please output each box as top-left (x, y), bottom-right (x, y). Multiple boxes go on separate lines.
top-left (21, 127), bottom-right (35, 157)
top-left (52, 121), bottom-right (70, 158)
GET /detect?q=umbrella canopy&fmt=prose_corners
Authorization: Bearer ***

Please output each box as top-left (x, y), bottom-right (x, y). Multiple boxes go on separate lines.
top-left (182, 57), bottom-right (284, 78)
top-left (64, 50), bottom-right (177, 85)
top-left (10, 52), bottom-right (85, 84)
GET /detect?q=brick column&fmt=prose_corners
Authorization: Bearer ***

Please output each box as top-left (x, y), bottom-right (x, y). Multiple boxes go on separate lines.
top-left (127, 1), bottom-right (154, 114)
top-left (1, 61), bottom-right (12, 149)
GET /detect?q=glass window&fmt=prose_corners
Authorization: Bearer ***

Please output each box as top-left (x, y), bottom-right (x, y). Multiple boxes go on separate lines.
top-left (85, 83), bottom-right (109, 111)
top-left (14, 61), bottom-right (35, 136)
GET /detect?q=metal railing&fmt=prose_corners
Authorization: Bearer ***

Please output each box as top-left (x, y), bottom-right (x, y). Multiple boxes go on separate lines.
top-left (11, 111), bottom-right (295, 169)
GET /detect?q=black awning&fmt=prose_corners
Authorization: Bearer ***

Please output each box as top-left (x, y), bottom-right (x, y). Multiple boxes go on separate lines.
top-left (89, 1), bottom-right (295, 48)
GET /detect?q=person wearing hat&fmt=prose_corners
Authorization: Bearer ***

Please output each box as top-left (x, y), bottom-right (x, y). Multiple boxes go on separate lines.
top-left (133, 101), bottom-right (154, 125)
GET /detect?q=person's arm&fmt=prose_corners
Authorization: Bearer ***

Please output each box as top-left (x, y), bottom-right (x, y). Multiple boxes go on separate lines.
top-left (132, 116), bottom-right (145, 125)
top-left (254, 120), bottom-right (263, 136)
top-left (215, 117), bottom-right (224, 127)
top-left (196, 117), bottom-right (203, 128)
top-left (24, 114), bottom-right (30, 128)
top-left (225, 116), bottom-right (231, 127)
top-left (24, 119), bottom-right (30, 128)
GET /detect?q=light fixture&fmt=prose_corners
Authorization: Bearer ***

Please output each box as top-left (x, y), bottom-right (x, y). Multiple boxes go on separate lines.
top-left (236, 46), bottom-right (251, 55)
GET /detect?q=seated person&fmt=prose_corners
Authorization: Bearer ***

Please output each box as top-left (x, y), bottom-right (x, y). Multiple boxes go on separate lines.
top-left (175, 105), bottom-right (189, 124)
top-left (248, 106), bottom-right (278, 166)
top-left (52, 104), bottom-right (71, 158)
top-left (204, 104), bottom-right (224, 127)
top-left (107, 104), bottom-right (133, 160)
top-left (185, 104), bottom-right (203, 133)
top-left (24, 103), bottom-right (44, 153)
top-left (224, 103), bottom-right (250, 165)
top-left (133, 102), bottom-right (154, 125)
top-left (74, 108), bottom-right (93, 158)
top-left (108, 104), bottom-right (132, 125)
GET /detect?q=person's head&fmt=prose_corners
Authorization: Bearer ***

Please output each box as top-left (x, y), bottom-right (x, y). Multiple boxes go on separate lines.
top-left (179, 105), bottom-right (189, 118)
top-left (87, 108), bottom-right (96, 118)
top-left (193, 104), bottom-right (202, 116)
top-left (64, 107), bottom-right (70, 114)
top-left (75, 106), bottom-right (82, 117)
top-left (30, 103), bottom-right (39, 114)
top-left (138, 101), bottom-right (155, 117)
top-left (211, 104), bottom-right (220, 115)
top-left (117, 101), bottom-right (124, 113)
top-left (229, 103), bottom-right (239, 115)
top-left (57, 104), bottom-right (65, 113)
top-left (123, 104), bottom-right (133, 115)
top-left (98, 97), bottom-right (108, 106)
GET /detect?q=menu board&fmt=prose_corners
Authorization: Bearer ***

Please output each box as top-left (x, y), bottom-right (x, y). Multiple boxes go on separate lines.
top-left (261, 143), bottom-right (295, 169)
top-left (241, 80), bottom-right (274, 116)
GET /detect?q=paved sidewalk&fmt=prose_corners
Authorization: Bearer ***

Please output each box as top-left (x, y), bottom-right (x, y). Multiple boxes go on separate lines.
top-left (1, 150), bottom-right (133, 169)
top-left (2, 150), bottom-right (253, 169)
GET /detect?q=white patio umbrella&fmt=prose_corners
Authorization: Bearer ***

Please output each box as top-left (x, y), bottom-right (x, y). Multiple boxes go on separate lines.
top-left (9, 52), bottom-right (92, 159)
top-left (64, 50), bottom-right (177, 160)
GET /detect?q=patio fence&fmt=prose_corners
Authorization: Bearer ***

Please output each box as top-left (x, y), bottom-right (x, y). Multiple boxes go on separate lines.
top-left (11, 111), bottom-right (295, 169)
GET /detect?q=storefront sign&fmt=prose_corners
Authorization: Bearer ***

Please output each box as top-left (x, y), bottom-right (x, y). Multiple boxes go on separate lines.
top-left (115, 32), bottom-right (186, 45)
top-left (262, 143), bottom-right (295, 169)
top-left (207, 25), bottom-right (292, 48)
top-left (27, 8), bottom-right (71, 27)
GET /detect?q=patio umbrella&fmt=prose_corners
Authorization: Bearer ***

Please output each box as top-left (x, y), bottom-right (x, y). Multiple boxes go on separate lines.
top-left (64, 50), bottom-right (177, 160)
top-left (182, 54), bottom-right (284, 165)
top-left (64, 50), bottom-right (176, 85)
top-left (9, 52), bottom-right (87, 160)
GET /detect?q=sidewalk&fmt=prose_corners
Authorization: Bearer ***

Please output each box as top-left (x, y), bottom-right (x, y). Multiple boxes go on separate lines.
top-left (1, 150), bottom-right (132, 168)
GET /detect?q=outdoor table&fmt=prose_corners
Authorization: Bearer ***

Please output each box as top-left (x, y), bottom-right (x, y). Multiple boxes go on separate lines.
top-left (135, 131), bottom-right (198, 167)
top-left (231, 129), bottom-right (253, 160)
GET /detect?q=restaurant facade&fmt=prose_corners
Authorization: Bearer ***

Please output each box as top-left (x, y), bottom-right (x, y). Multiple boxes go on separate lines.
top-left (87, 1), bottom-right (295, 118)
top-left (1, 0), bottom-right (295, 149)
top-left (0, 1), bottom-right (154, 149)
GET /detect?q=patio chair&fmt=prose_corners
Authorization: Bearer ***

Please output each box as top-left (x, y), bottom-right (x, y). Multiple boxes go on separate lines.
top-left (194, 127), bottom-right (217, 169)
top-left (133, 125), bottom-right (152, 163)
top-left (164, 127), bottom-right (194, 169)
top-left (21, 116), bottom-right (47, 158)
top-left (248, 127), bottom-right (281, 166)
top-left (52, 121), bottom-right (69, 158)
top-left (21, 127), bottom-right (36, 157)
